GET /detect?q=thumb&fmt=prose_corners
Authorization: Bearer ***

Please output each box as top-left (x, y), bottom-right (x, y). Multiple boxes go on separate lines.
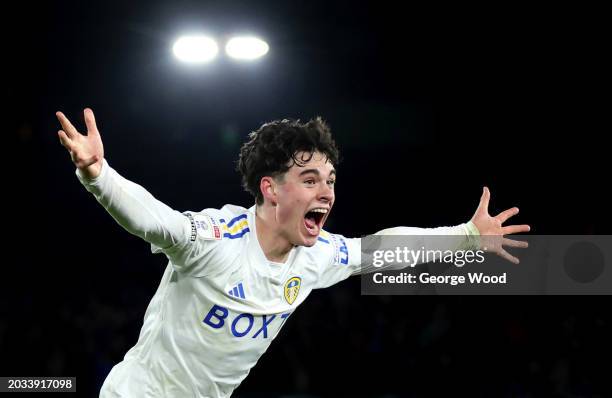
top-left (477, 186), bottom-right (490, 214)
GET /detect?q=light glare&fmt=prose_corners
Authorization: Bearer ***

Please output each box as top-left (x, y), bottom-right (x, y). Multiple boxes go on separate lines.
top-left (173, 36), bottom-right (218, 63)
top-left (225, 37), bottom-right (269, 60)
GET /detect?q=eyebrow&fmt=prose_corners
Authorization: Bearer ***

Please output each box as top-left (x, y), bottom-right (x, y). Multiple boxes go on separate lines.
top-left (298, 169), bottom-right (337, 178)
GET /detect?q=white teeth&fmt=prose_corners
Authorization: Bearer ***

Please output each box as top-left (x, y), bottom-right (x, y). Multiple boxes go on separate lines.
top-left (310, 208), bottom-right (328, 214)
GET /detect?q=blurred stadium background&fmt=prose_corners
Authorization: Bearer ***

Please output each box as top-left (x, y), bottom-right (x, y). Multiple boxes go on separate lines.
top-left (4, 0), bottom-right (609, 396)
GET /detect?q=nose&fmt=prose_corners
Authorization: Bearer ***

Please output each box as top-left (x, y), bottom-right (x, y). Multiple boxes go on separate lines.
top-left (318, 182), bottom-right (334, 204)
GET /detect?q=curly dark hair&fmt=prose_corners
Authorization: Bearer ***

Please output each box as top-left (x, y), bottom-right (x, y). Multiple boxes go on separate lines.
top-left (237, 117), bottom-right (340, 205)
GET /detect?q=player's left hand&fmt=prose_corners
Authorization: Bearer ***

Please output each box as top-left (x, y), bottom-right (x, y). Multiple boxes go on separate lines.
top-left (470, 187), bottom-right (531, 264)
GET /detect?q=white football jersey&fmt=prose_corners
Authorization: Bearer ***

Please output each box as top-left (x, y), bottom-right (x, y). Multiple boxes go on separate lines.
top-left (77, 160), bottom-right (477, 398)
top-left (103, 205), bottom-right (360, 397)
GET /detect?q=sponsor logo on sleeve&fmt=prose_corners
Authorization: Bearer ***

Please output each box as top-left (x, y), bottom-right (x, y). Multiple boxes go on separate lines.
top-left (331, 234), bottom-right (349, 265)
top-left (193, 214), bottom-right (222, 240)
top-left (185, 212), bottom-right (197, 242)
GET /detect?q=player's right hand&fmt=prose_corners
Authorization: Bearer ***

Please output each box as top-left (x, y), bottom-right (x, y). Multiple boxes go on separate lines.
top-left (56, 108), bottom-right (104, 180)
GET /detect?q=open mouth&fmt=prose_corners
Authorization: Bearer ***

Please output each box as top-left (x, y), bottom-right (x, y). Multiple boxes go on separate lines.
top-left (304, 208), bottom-right (328, 236)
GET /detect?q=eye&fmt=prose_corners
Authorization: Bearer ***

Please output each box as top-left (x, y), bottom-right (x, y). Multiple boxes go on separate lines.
top-left (327, 179), bottom-right (336, 186)
top-left (304, 179), bottom-right (315, 185)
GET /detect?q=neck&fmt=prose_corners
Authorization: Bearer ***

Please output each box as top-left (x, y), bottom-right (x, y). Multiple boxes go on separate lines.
top-left (255, 204), bottom-right (294, 263)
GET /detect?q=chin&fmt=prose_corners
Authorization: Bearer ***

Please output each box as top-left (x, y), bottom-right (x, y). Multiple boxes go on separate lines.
top-left (296, 234), bottom-right (318, 247)
top-left (302, 238), bottom-right (317, 247)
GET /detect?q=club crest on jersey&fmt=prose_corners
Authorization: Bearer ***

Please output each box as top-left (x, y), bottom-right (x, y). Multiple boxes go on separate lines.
top-left (284, 277), bottom-right (301, 305)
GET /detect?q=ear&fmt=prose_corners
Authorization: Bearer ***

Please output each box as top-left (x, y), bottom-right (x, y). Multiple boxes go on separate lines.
top-left (260, 176), bottom-right (277, 206)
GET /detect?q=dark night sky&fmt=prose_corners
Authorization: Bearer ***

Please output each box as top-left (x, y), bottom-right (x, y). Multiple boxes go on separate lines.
top-left (4, 1), bottom-right (610, 396)
top-left (11, 1), bottom-right (607, 233)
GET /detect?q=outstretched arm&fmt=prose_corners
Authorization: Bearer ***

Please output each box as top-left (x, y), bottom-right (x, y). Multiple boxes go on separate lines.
top-left (372, 187), bottom-right (530, 265)
top-left (56, 109), bottom-right (189, 251)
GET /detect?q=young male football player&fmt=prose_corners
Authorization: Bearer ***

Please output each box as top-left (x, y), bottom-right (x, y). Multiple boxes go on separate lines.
top-left (56, 108), bottom-right (529, 397)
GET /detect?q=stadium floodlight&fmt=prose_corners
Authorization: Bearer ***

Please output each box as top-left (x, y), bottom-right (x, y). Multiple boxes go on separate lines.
top-left (173, 35), bottom-right (219, 63)
top-left (225, 36), bottom-right (269, 60)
